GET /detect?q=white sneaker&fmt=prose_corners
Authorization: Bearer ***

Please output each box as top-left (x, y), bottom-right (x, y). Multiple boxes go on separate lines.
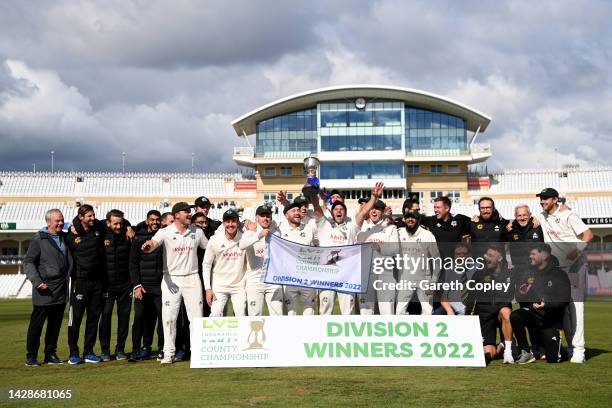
top-left (503, 352), bottom-right (514, 364)
top-left (570, 348), bottom-right (585, 364)
top-left (160, 355), bottom-right (174, 365)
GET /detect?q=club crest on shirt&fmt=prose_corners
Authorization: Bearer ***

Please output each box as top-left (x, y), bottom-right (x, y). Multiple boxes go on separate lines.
top-left (74, 237), bottom-right (81, 244)
top-left (548, 280), bottom-right (553, 287)
top-left (477, 224), bottom-right (484, 230)
top-left (513, 234), bottom-right (519, 241)
top-left (104, 239), bottom-right (111, 247)
top-left (532, 233), bottom-right (539, 239)
top-left (494, 225), bottom-right (500, 231)
top-left (451, 221), bottom-right (457, 227)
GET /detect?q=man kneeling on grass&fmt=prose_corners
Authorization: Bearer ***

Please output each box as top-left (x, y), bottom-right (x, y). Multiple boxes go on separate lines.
top-left (511, 243), bottom-right (570, 364)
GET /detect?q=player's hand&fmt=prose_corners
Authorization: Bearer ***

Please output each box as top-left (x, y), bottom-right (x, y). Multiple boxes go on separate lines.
top-left (70, 225), bottom-right (78, 235)
top-left (277, 190), bottom-right (288, 204)
top-left (506, 222), bottom-right (514, 232)
top-left (531, 217), bottom-right (541, 228)
top-left (532, 301), bottom-right (545, 310)
top-left (141, 240), bottom-right (154, 253)
top-left (244, 220), bottom-right (257, 231)
top-left (258, 228), bottom-right (270, 239)
top-left (126, 227), bottom-right (135, 241)
top-left (471, 215), bottom-right (479, 222)
top-left (372, 182), bottom-right (384, 198)
top-left (134, 286), bottom-right (146, 300)
top-left (36, 282), bottom-right (48, 290)
top-left (205, 289), bottom-right (216, 307)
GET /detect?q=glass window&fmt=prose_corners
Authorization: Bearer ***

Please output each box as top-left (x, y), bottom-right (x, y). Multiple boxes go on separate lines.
top-left (407, 164), bottom-right (420, 174)
top-left (280, 166), bottom-right (293, 176)
top-left (321, 111), bottom-right (347, 127)
top-left (374, 110), bottom-right (401, 126)
top-left (448, 191), bottom-right (461, 203)
top-left (349, 111), bottom-right (373, 127)
top-left (264, 167), bottom-right (276, 177)
top-left (430, 191), bottom-right (444, 202)
top-left (447, 164), bottom-right (460, 174)
top-left (430, 164), bottom-right (443, 174)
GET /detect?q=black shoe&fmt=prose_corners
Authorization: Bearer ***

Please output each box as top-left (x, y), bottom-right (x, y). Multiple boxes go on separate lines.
top-left (44, 354), bottom-right (64, 365)
top-left (25, 356), bottom-right (41, 367)
top-left (128, 351), bottom-right (141, 363)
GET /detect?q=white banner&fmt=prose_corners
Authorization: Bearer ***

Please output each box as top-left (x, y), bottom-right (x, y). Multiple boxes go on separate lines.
top-left (190, 315), bottom-right (486, 368)
top-left (263, 234), bottom-right (371, 294)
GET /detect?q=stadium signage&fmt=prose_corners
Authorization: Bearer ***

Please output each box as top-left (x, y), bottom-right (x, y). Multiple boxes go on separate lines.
top-left (0, 222), bottom-right (17, 230)
top-left (582, 217), bottom-right (612, 225)
top-left (191, 315), bottom-right (486, 368)
top-left (264, 235), bottom-right (372, 294)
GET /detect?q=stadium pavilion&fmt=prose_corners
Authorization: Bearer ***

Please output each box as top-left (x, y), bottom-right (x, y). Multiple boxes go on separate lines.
top-left (0, 85), bottom-right (611, 297)
top-left (232, 85), bottom-right (492, 209)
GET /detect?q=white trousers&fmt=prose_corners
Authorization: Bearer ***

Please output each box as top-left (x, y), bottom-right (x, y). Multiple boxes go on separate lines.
top-left (395, 272), bottom-right (433, 315)
top-left (161, 274), bottom-right (203, 357)
top-left (359, 271), bottom-right (396, 315)
top-left (284, 285), bottom-right (317, 316)
top-left (246, 282), bottom-right (284, 316)
top-left (210, 285), bottom-right (247, 317)
top-left (319, 290), bottom-right (355, 315)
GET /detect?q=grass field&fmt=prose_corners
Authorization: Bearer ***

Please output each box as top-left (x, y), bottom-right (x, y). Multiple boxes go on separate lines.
top-left (1, 299), bottom-right (611, 407)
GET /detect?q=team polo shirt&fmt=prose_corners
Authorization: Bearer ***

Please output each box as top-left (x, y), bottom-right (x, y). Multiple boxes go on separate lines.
top-left (152, 223), bottom-right (208, 276)
top-left (535, 206), bottom-right (589, 269)
top-left (202, 231), bottom-right (246, 290)
top-left (316, 216), bottom-right (360, 247)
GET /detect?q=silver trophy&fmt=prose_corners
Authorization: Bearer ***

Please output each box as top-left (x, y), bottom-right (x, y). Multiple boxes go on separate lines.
top-left (302, 155), bottom-right (320, 201)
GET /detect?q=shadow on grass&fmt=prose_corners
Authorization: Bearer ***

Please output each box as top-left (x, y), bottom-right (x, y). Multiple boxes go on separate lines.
top-left (586, 348), bottom-right (610, 360)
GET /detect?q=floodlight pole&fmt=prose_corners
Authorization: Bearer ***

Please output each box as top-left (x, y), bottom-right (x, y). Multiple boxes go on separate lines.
top-left (51, 150), bottom-right (55, 173)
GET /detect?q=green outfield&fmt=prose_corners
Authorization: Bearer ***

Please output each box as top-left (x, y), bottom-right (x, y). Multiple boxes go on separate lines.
top-left (1, 300), bottom-right (611, 408)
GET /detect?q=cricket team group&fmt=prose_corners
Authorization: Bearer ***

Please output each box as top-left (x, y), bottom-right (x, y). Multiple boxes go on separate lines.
top-left (24, 183), bottom-right (593, 366)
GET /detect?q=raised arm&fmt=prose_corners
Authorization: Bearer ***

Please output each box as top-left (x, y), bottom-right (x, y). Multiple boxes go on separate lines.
top-left (355, 182), bottom-right (384, 227)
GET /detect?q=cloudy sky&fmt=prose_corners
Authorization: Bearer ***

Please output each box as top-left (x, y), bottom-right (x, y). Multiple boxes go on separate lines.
top-left (0, 0), bottom-right (610, 173)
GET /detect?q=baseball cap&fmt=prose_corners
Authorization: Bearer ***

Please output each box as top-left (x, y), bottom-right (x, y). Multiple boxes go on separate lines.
top-left (256, 205), bottom-right (272, 216)
top-left (194, 196), bottom-right (212, 208)
top-left (330, 189), bottom-right (344, 199)
top-left (222, 209), bottom-right (240, 220)
top-left (293, 196), bottom-right (310, 206)
top-left (372, 200), bottom-right (386, 211)
top-left (536, 188), bottom-right (559, 198)
top-left (331, 200), bottom-right (347, 212)
top-left (357, 197), bottom-right (369, 204)
top-left (283, 201), bottom-right (301, 214)
top-left (172, 202), bottom-right (194, 214)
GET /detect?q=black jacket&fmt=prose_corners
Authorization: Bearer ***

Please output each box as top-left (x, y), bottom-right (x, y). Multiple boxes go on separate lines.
top-left (470, 264), bottom-right (515, 307)
top-left (103, 226), bottom-right (131, 289)
top-left (129, 228), bottom-right (163, 294)
top-left (508, 218), bottom-right (544, 267)
top-left (66, 217), bottom-right (107, 282)
top-left (514, 255), bottom-right (570, 315)
top-left (24, 229), bottom-right (73, 306)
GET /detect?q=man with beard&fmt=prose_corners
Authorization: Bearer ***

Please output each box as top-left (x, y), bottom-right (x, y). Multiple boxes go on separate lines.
top-left (312, 183), bottom-right (383, 315)
top-left (394, 198), bottom-right (421, 229)
top-left (194, 196), bottom-right (222, 236)
top-left (240, 206), bottom-right (283, 316)
top-left (511, 243), bottom-right (571, 364)
top-left (356, 196), bottom-right (399, 315)
top-left (98, 210), bottom-right (132, 362)
top-left (141, 202), bottom-right (208, 364)
top-left (129, 210), bottom-right (163, 362)
top-left (66, 204), bottom-right (127, 364)
top-left (396, 210), bottom-right (440, 315)
top-left (469, 245), bottom-right (515, 363)
top-left (276, 199), bottom-right (317, 315)
top-left (533, 188), bottom-right (593, 363)
top-left (469, 197), bottom-right (509, 260)
top-left (203, 209), bottom-right (247, 317)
